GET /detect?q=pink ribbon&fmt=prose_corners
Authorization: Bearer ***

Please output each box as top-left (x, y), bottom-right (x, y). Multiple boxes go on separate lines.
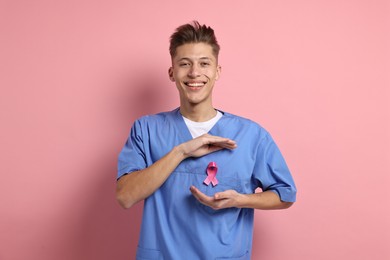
top-left (204, 162), bottom-right (218, 186)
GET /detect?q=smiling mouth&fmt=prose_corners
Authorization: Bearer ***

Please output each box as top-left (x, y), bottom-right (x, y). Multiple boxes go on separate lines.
top-left (184, 81), bottom-right (206, 88)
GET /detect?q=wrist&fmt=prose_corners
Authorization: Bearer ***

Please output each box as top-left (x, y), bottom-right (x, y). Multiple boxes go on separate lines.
top-left (236, 193), bottom-right (249, 208)
top-left (172, 144), bottom-right (188, 160)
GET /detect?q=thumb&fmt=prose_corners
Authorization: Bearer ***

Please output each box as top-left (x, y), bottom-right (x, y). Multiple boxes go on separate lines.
top-left (214, 191), bottom-right (229, 200)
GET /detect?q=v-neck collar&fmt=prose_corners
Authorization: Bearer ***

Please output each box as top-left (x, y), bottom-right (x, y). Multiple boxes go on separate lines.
top-left (170, 107), bottom-right (228, 141)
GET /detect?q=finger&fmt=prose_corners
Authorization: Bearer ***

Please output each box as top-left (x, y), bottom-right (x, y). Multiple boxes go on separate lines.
top-left (214, 142), bottom-right (237, 150)
top-left (189, 185), bottom-right (201, 196)
top-left (215, 190), bottom-right (238, 200)
top-left (202, 134), bottom-right (236, 145)
top-left (190, 186), bottom-right (217, 207)
top-left (190, 186), bottom-right (210, 201)
top-left (210, 138), bottom-right (236, 145)
top-left (209, 140), bottom-right (237, 149)
top-left (214, 191), bottom-right (229, 200)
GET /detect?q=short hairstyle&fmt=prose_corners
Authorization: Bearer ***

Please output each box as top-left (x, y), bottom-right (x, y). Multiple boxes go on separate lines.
top-left (169, 21), bottom-right (220, 59)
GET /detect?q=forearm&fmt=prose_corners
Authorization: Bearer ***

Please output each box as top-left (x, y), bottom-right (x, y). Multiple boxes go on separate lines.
top-left (238, 190), bottom-right (294, 210)
top-left (116, 146), bottom-right (186, 209)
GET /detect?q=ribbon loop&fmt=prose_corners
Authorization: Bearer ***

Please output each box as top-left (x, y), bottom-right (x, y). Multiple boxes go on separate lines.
top-left (204, 162), bottom-right (218, 186)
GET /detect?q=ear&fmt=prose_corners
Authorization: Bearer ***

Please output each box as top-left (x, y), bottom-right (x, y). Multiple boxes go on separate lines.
top-left (216, 65), bottom-right (222, 81)
top-left (168, 67), bottom-right (175, 82)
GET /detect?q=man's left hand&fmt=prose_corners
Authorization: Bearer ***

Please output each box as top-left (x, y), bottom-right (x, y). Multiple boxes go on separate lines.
top-left (189, 185), bottom-right (243, 210)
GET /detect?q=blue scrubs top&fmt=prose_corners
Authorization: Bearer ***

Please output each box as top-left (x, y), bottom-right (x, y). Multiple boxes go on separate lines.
top-left (118, 108), bottom-right (296, 260)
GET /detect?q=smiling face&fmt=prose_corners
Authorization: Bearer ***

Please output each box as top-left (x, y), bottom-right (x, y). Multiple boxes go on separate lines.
top-left (169, 43), bottom-right (221, 109)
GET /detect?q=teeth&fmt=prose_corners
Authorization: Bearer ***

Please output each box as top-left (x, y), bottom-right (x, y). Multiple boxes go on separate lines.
top-left (187, 83), bottom-right (204, 87)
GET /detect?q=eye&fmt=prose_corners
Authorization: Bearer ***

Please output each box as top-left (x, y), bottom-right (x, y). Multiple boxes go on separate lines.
top-left (179, 62), bottom-right (190, 67)
top-left (200, 62), bottom-right (210, 67)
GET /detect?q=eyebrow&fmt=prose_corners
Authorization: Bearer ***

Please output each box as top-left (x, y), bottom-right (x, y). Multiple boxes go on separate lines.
top-left (177, 57), bottom-right (213, 62)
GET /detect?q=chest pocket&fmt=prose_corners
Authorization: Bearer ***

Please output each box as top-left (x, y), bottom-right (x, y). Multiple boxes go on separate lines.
top-left (200, 174), bottom-right (246, 195)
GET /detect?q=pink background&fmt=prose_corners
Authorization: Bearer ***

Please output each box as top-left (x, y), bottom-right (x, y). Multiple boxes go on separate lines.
top-left (1, 0), bottom-right (389, 259)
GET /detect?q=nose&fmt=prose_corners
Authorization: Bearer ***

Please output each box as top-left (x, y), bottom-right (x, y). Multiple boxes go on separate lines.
top-left (188, 64), bottom-right (201, 78)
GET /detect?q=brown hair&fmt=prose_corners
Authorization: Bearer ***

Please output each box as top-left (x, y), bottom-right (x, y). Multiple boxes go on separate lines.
top-left (169, 21), bottom-right (220, 59)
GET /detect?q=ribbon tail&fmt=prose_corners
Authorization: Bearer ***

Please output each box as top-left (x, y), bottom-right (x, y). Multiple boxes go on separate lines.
top-left (205, 162), bottom-right (218, 186)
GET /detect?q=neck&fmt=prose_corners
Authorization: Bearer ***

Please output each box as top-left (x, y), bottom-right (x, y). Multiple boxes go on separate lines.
top-left (179, 103), bottom-right (216, 122)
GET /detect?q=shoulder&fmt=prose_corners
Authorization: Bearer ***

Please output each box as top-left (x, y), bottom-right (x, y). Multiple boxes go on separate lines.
top-left (220, 110), bottom-right (270, 137)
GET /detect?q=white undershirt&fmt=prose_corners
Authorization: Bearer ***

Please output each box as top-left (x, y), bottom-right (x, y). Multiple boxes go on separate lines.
top-left (182, 111), bottom-right (223, 138)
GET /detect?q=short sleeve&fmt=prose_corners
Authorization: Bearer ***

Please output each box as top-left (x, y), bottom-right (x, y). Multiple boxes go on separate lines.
top-left (252, 132), bottom-right (297, 202)
top-left (117, 120), bottom-right (147, 180)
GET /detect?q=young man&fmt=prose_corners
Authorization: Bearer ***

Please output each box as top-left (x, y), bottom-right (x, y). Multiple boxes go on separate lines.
top-left (117, 21), bottom-right (296, 259)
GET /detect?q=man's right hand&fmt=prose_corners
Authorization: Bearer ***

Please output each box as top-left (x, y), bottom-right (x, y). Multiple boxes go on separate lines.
top-left (178, 134), bottom-right (237, 159)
